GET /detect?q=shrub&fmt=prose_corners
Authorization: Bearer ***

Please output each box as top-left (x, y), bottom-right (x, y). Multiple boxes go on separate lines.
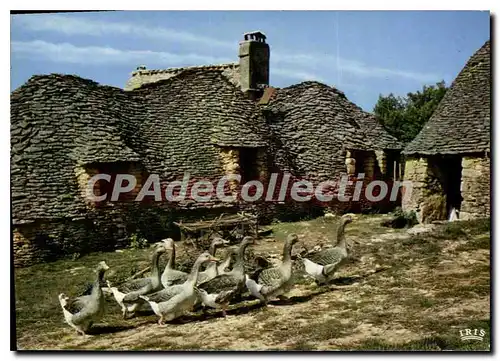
top-left (382, 207), bottom-right (418, 228)
top-left (128, 233), bottom-right (149, 250)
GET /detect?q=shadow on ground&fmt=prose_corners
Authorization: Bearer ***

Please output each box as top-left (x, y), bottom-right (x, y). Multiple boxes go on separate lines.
top-left (87, 324), bottom-right (136, 335)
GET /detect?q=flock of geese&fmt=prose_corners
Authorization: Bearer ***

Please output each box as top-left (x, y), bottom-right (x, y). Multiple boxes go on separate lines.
top-left (58, 214), bottom-right (355, 335)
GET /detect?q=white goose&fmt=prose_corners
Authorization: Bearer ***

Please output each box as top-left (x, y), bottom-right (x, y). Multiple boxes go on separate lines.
top-left (161, 238), bottom-right (189, 287)
top-left (301, 214), bottom-right (355, 285)
top-left (196, 237), bottom-right (230, 285)
top-left (140, 252), bottom-right (218, 325)
top-left (107, 244), bottom-right (167, 318)
top-left (195, 237), bottom-right (254, 317)
top-left (58, 261), bottom-right (109, 335)
top-left (216, 246), bottom-right (237, 275)
top-left (245, 234), bottom-right (298, 305)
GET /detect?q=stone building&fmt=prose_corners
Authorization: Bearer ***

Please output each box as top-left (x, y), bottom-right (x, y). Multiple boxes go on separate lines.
top-left (11, 31), bottom-right (402, 266)
top-left (402, 40), bottom-right (490, 222)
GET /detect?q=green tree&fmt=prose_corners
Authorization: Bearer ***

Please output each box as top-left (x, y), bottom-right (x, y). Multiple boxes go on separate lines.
top-left (374, 81), bottom-right (448, 144)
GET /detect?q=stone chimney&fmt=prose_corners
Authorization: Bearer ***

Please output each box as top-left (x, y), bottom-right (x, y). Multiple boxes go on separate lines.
top-left (239, 31), bottom-right (270, 97)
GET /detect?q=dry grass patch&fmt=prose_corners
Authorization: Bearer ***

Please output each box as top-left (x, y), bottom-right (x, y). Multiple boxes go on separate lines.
top-left (14, 215), bottom-right (490, 351)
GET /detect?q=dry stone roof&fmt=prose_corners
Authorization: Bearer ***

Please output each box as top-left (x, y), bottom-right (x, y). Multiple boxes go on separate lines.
top-left (125, 63), bottom-right (241, 90)
top-left (350, 108), bottom-right (402, 150)
top-left (260, 81), bottom-right (401, 180)
top-left (10, 70), bottom-right (266, 223)
top-left (404, 40), bottom-right (490, 155)
top-left (11, 67), bottom-right (402, 223)
top-left (11, 74), bottom-right (141, 223)
top-left (129, 69), bottom-right (267, 180)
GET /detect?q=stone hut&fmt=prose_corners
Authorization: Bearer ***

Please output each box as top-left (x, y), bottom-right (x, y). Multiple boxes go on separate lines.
top-left (11, 31), bottom-right (402, 266)
top-left (402, 40), bottom-right (490, 222)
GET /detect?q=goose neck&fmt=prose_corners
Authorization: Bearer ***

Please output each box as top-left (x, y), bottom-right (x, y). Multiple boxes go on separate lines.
top-left (166, 245), bottom-right (176, 270)
top-left (335, 219), bottom-right (349, 249)
top-left (187, 259), bottom-right (205, 286)
top-left (151, 250), bottom-right (163, 278)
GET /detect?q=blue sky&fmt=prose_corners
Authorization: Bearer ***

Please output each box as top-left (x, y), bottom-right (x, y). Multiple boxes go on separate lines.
top-left (10, 11), bottom-right (490, 111)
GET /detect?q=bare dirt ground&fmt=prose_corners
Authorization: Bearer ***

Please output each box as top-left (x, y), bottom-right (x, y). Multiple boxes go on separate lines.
top-left (14, 215), bottom-right (490, 351)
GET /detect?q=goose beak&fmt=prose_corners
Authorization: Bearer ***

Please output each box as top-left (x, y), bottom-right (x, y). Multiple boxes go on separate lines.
top-left (208, 256), bottom-right (220, 262)
top-left (101, 261), bottom-right (110, 270)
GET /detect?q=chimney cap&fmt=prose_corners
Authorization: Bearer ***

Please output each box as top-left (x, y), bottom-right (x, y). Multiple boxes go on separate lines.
top-left (242, 31), bottom-right (267, 42)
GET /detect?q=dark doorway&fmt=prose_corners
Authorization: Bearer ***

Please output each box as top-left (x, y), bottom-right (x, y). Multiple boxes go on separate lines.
top-left (239, 148), bottom-right (260, 183)
top-left (429, 155), bottom-right (463, 218)
top-left (386, 151), bottom-right (402, 181)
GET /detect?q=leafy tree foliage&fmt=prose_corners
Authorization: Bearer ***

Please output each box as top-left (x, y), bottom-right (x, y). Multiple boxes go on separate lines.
top-left (373, 81), bottom-right (448, 144)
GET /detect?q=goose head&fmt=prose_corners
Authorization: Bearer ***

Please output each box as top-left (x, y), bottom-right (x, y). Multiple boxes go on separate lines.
top-left (161, 238), bottom-right (175, 250)
top-left (97, 261), bottom-right (110, 272)
top-left (342, 213), bottom-right (356, 224)
top-left (286, 233), bottom-right (299, 246)
top-left (241, 236), bottom-right (256, 247)
top-left (154, 242), bottom-right (168, 255)
top-left (211, 237), bottom-right (230, 248)
top-left (195, 252), bottom-right (220, 265)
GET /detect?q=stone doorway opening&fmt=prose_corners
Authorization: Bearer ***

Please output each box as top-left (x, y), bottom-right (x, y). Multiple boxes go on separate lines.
top-left (239, 148), bottom-right (260, 183)
top-left (428, 155), bottom-right (463, 219)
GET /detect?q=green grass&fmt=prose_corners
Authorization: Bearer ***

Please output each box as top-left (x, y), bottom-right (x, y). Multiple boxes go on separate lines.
top-left (435, 283), bottom-right (490, 299)
top-left (260, 316), bottom-right (357, 344)
top-left (270, 213), bottom-right (392, 242)
top-left (14, 215), bottom-right (491, 350)
top-left (130, 340), bottom-right (208, 351)
top-left (434, 218), bottom-right (490, 241)
top-left (456, 234), bottom-right (490, 252)
top-left (401, 236), bottom-right (443, 255)
top-left (405, 295), bottom-right (436, 309)
top-left (352, 318), bottom-right (491, 351)
top-left (354, 334), bottom-right (490, 351)
top-left (14, 246), bottom-right (159, 347)
top-left (287, 340), bottom-right (317, 350)
top-left (270, 216), bottom-right (338, 241)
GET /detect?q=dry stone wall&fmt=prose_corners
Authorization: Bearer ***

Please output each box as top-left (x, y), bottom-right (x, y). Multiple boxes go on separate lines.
top-left (402, 157), bottom-right (428, 222)
top-left (461, 155), bottom-right (490, 219)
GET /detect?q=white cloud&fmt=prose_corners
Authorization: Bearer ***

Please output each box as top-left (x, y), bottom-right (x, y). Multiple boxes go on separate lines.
top-left (12, 14), bottom-right (235, 49)
top-left (272, 68), bottom-right (325, 82)
top-left (11, 40), bottom-right (325, 83)
top-left (273, 52), bottom-right (440, 83)
top-left (338, 59), bottom-right (440, 83)
top-left (11, 40), bottom-right (232, 66)
top-left (12, 14), bottom-right (441, 83)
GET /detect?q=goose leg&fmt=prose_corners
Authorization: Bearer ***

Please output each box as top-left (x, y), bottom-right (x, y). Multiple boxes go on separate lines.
top-left (158, 316), bottom-right (165, 325)
top-left (221, 301), bottom-right (232, 317)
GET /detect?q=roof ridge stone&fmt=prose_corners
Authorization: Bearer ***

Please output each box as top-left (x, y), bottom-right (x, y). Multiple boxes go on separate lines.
top-left (130, 63), bottom-right (239, 77)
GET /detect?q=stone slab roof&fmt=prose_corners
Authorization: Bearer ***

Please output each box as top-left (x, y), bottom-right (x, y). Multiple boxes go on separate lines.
top-left (11, 67), bottom-right (402, 223)
top-left (10, 70), bottom-right (266, 223)
top-left (350, 108), bottom-right (403, 150)
top-left (259, 81), bottom-right (399, 180)
top-left (404, 40), bottom-right (491, 155)
top-left (125, 63), bottom-right (240, 90)
top-left (130, 68), bottom-right (267, 179)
